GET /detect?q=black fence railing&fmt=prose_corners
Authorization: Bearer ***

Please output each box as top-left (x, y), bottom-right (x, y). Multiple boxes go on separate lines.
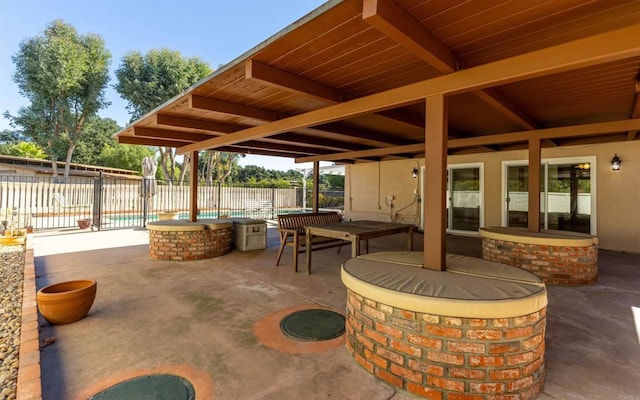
top-left (0, 175), bottom-right (344, 231)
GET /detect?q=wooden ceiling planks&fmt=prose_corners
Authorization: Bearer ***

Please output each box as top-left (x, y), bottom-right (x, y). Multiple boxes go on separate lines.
top-left (117, 0), bottom-right (640, 161)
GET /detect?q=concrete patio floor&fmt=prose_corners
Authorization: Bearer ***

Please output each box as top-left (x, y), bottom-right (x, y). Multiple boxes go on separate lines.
top-left (32, 227), bottom-right (640, 400)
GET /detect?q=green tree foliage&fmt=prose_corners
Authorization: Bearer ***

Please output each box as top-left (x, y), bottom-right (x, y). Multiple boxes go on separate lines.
top-left (0, 129), bottom-right (26, 143)
top-left (0, 142), bottom-right (47, 159)
top-left (231, 165), bottom-right (302, 187)
top-left (4, 20), bottom-right (111, 180)
top-left (200, 151), bottom-right (243, 184)
top-left (322, 174), bottom-right (345, 189)
top-left (114, 49), bottom-right (211, 184)
top-left (72, 116), bottom-right (120, 165)
top-left (98, 144), bottom-right (155, 173)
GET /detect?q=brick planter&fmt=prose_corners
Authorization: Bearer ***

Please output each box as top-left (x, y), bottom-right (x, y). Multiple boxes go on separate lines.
top-left (341, 254), bottom-right (547, 400)
top-left (480, 227), bottom-right (598, 286)
top-left (147, 220), bottom-right (232, 261)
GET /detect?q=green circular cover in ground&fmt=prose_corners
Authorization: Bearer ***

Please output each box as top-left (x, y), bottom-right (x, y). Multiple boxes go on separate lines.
top-left (89, 374), bottom-right (195, 400)
top-left (280, 309), bottom-right (345, 341)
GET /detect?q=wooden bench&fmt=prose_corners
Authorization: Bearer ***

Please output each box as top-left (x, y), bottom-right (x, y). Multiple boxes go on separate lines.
top-left (276, 212), bottom-right (345, 272)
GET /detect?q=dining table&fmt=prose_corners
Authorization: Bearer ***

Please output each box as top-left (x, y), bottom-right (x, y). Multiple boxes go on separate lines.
top-left (304, 220), bottom-right (415, 274)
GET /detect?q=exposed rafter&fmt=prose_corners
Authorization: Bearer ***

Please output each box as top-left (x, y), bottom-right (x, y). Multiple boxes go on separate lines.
top-left (246, 59), bottom-right (425, 134)
top-left (176, 23), bottom-right (640, 154)
top-left (295, 119), bottom-right (640, 163)
top-left (190, 95), bottom-right (281, 121)
top-left (362, 0), bottom-right (537, 130)
top-left (119, 136), bottom-right (189, 148)
top-left (296, 143), bottom-right (424, 163)
top-left (188, 94), bottom-right (410, 147)
top-left (246, 60), bottom-right (344, 103)
top-left (448, 119), bottom-right (640, 148)
top-left (156, 114), bottom-right (238, 133)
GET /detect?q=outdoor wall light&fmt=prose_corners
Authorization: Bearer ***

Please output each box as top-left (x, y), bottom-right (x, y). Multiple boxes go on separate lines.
top-left (610, 154), bottom-right (622, 171)
top-left (412, 168), bottom-right (418, 178)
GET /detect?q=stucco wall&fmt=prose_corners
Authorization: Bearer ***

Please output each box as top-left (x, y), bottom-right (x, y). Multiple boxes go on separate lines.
top-left (344, 141), bottom-right (640, 254)
top-left (345, 159), bottom-right (422, 226)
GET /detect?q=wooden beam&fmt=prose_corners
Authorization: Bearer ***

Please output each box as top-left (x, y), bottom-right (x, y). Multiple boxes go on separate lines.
top-left (156, 114), bottom-right (239, 133)
top-left (448, 119), bottom-right (640, 148)
top-left (628, 131), bottom-right (638, 140)
top-left (119, 136), bottom-right (186, 148)
top-left (246, 60), bottom-right (425, 133)
top-left (232, 140), bottom-right (331, 155)
top-left (134, 127), bottom-right (210, 142)
top-left (177, 23), bottom-right (640, 154)
top-left (191, 94), bottom-right (407, 147)
top-left (472, 88), bottom-right (536, 130)
top-left (190, 95), bottom-right (282, 121)
top-left (362, 0), bottom-right (536, 130)
top-left (189, 151), bottom-right (198, 222)
top-left (296, 119), bottom-right (640, 162)
top-left (246, 60), bottom-right (344, 103)
top-left (296, 143), bottom-right (423, 163)
top-left (363, 0), bottom-right (458, 72)
top-left (312, 161), bottom-right (320, 212)
top-left (423, 95), bottom-right (447, 271)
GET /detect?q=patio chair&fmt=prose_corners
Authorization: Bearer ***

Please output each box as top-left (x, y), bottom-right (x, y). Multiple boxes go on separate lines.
top-left (244, 200), bottom-right (260, 211)
top-left (53, 193), bottom-right (90, 211)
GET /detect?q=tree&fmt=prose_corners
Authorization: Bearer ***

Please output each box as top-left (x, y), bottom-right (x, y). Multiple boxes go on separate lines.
top-left (114, 49), bottom-right (211, 184)
top-left (4, 20), bottom-right (111, 180)
top-left (0, 129), bottom-right (27, 144)
top-left (0, 142), bottom-right (47, 159)
top-left (202, 151), bottom-right (243, 184)
top-left (98, 144), bottom-right (155, 173)
top-left (72, 116), bottom-right (120, 165)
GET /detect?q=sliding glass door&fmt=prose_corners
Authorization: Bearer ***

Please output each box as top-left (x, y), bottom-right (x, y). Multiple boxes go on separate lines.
top-left (504, 158), bottom-right (595, 234)
top-left (447, 164), bottom-right (482, 233)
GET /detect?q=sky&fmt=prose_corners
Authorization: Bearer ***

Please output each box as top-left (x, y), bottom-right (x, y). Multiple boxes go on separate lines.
top-left (0, 0), bottom-right (328, 171)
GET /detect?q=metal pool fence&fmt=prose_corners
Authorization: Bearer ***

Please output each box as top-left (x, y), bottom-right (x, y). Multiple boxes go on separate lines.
top-left (0, 174), bottom-right (344, 231)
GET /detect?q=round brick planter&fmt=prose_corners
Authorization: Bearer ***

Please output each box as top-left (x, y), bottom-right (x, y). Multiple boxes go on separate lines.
top-left (341, 253), bottom-right (547, 400)
top-left (147, 220), bottom-right (232, 261)
top-left (480, 227), bottom-right (598, 286)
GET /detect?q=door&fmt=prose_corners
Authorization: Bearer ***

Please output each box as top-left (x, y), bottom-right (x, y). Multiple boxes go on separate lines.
top-left (504, 158), bottom-right (594, 234)
top-left (448, 165), bottom-right (482, 233)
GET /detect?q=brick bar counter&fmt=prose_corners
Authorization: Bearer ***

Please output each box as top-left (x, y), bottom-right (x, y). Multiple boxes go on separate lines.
top-left (341, 252), bottom-right (547, 400)
top-left (147, 219), bottom-right (232, 261)
top-left (480, 227), bottom-right (598, 286)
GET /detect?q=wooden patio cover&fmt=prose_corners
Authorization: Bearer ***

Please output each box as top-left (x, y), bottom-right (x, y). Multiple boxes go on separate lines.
top-left (116, 0), bottom-right (640, 270)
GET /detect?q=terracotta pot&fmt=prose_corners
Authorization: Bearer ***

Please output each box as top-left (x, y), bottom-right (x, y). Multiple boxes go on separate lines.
top-left (77, 219), bottom-right (92, 229)
top-left (37, 280), bottom-right (97, 325)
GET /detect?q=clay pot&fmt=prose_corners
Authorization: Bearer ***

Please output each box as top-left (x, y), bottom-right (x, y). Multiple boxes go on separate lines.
top-left (37, 280), bottom-right (97, 325)
top-left (77, 218), bottom-right (92, 229)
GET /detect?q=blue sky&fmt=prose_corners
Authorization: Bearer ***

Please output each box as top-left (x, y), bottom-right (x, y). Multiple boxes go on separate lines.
top-left (0, 0), bottom-right (327, 171)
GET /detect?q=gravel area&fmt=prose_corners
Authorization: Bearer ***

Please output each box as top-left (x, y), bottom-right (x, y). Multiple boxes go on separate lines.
top-left (0, 245), bottom-right (26, 400)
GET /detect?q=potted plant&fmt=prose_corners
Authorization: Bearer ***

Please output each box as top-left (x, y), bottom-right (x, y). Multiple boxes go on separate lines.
top-left (77, 218), bottom-right (92, 229)
top-left (0, 207), bottom-right (29, 245)
top-left (37, 279), bottom-right (97, 325)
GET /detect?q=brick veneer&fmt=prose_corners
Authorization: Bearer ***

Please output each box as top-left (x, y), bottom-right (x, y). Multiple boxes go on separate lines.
top-left (148, 228), bottom-right (232, 261)
top-left (482, 238), bottom-right (597, 286)
top-left (345, 290), bottom-right (546, 400)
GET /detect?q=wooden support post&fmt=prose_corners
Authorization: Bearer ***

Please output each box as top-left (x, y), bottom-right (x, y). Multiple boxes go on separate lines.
top-left (423, 95), bottom-right (447, 271)
top-left (528, 139), bottom-right (541, 232)
top-left (189, 151), bottom-right (198, 222)
top-left (312, 161), bottom-right (320, 213)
